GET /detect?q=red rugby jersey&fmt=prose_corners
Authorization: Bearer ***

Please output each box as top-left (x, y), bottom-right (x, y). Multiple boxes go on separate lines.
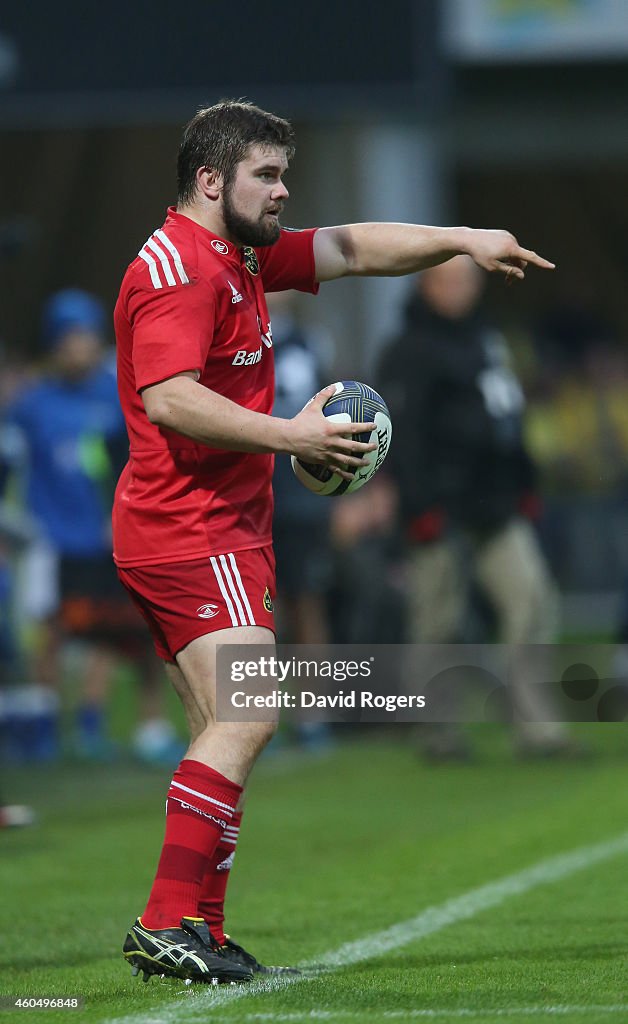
top-left (113, 208), bottom-right (319, 567)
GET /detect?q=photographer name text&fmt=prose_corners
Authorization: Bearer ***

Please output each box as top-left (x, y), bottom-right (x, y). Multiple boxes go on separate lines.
top-left (230, 690), bottom-right (426, 711)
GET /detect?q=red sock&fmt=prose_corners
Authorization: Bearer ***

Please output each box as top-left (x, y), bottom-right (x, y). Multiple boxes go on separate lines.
top-left (142, 759), bottom-right (242, 930)
top-left (198, 810), bottom-right (242, 945)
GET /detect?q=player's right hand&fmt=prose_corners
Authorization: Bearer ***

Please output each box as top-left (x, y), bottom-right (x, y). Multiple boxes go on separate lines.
top-left (286, 386), bottom-right (377, 481)
top-left (464, 228), bottom-right (555, 281)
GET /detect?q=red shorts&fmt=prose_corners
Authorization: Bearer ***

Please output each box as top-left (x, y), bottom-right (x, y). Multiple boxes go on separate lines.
top-left (117, 546), bottom-right (276, 661)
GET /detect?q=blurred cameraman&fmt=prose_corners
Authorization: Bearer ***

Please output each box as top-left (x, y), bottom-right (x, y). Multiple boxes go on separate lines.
top-left (379, 257), bottom-right (571, 760)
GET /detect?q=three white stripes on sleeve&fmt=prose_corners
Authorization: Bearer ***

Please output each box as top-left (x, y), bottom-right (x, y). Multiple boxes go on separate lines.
top-left (138, 230), bottom-right (190, 289)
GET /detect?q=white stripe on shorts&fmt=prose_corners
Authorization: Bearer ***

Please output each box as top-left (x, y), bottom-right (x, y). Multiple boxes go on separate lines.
top-left (219, 553), bottom-right (255, 626)
top-left (217, 554), bottom-right (247, 625)
top-left (227, 552), bottom-right (256, 626)
top-left (210, 556), bottom-right (239, 627)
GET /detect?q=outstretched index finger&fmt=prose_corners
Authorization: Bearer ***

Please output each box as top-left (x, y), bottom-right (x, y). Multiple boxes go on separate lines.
top-left (516, 248), bottom-right (555, 270)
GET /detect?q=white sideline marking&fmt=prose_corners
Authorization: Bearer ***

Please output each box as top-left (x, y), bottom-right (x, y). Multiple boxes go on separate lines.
top-left (240, 1011), bottom-right (628, 1021)
top-left (242, 1010), bottom-right (628, 1021)
top-left (107, 830), bottom-right (628, 1024)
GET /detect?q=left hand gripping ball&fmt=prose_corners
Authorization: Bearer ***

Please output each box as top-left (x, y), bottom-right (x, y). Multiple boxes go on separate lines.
top-left (291, 380), bottom-right (392, 496)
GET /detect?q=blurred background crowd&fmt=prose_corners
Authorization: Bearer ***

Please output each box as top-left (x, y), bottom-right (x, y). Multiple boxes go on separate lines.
top-left (2, 0), bottom-right (628, 798)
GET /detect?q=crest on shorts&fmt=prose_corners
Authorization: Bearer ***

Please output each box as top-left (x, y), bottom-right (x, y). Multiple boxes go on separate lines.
top-left (263, 587), bottom-right (274, 613)
top-left (243, 246), bottom-right (259, 276)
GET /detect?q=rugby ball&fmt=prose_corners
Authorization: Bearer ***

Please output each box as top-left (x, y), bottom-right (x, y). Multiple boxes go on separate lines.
top-left (291, 380), bottom-right (392, 496)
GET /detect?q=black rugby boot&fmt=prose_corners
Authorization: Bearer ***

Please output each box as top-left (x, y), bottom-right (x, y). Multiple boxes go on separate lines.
top-left (122, 916), bottom-right (253, 984)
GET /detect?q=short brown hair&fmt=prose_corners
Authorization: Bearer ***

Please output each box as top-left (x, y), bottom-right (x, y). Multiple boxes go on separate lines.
top-left (177, 99), bottom-right (295, 206)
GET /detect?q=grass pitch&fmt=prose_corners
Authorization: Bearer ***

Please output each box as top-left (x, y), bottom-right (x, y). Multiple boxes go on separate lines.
top-left (0, 725), bottom-right (627, 1024)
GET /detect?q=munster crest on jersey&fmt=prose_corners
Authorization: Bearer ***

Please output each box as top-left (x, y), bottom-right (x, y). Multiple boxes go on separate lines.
top-left (243, 246), bottom-right (259, 276)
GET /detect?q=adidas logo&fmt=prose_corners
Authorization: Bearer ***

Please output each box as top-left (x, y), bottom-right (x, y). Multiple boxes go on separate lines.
top-left (217, 851), bottom-right (235, 872)
top-left (228, 280), bottom-right (243, 304)
top-left (197, 603), bottom-right (219, 619)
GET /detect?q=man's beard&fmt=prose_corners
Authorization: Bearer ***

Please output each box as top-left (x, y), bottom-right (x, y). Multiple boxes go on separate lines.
top-left (222, 188), bottom-right (281, 248)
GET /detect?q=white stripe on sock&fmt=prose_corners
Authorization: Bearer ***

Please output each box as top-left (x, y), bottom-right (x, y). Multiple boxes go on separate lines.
top-left (170, 780), bottom-right (234, 815)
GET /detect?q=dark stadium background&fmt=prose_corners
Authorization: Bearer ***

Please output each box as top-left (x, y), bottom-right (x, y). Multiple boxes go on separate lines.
top-left (2, 1), bottom-right (628, 621)
top-left (3, 4), bottom-right (628, 341)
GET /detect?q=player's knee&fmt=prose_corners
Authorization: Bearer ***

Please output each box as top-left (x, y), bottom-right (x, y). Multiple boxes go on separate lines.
top-left (231, 717), bottom-right (278, 757)
top-left (252, 718), bottom-right (279, 751)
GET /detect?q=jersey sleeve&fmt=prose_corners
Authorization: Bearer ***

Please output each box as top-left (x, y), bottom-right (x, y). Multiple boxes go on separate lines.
top-left (125, 273), bottom-right (216, 392)
top-left (257, 228), bottom-right (320, 294)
